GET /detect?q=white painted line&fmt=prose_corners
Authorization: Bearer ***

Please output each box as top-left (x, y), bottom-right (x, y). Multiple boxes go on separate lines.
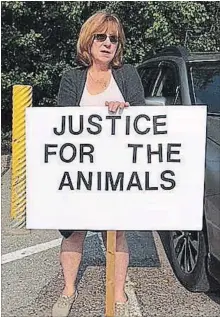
top-left (97, 232), bottom-right (143, 317)
top-left (124, 277), bottom-right (142, 317)
top-left (97, 232), bottom-right (106, 254)
top-left (1, 238), bottom-right (62, 264)
top-left (152, 231), bottom-right (170, 270)
top-left (1, 231), bottom-right (97, 264)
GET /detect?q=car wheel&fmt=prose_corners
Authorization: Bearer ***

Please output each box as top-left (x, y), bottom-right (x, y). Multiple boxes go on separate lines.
top-left (167, 230), bottom-right (216, 292)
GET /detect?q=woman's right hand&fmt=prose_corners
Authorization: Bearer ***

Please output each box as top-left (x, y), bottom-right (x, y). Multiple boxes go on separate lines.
top-left (105, 101), bottom-right (130, 113)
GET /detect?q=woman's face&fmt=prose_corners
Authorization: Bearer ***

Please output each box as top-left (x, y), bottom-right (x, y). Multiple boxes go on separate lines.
top-left (90, 27), bottom-right (119, 66)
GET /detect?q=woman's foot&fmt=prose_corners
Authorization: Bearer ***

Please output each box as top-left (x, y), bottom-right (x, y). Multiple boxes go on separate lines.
top-left (52, 289), bottom-right (78, 317)
top-left (115, 292), bottom-right (129, 317)
top-left (115, 298), bottom-right (129, 316)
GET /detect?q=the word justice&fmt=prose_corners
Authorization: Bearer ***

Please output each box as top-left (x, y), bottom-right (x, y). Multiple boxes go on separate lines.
top-left (53, 114), bottom-right (168, 136)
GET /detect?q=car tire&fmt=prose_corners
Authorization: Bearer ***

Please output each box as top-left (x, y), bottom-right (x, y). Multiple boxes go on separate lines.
top-left (166, 229), bottom-right (219, 292)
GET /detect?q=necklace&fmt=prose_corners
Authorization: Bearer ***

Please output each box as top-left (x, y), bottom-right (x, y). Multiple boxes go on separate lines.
top-left (88, 71), bottom-right (110, 89)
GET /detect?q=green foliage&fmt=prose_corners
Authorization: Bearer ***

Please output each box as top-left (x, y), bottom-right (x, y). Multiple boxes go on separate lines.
top-left (2, 1), bottom-right (220, 134)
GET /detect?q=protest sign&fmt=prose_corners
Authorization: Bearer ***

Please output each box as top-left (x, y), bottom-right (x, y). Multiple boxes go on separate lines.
top-left (26, 106), bottom-right (207, 230)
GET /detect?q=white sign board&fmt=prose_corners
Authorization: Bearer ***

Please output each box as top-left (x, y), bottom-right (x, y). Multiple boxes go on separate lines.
top-left (26, 106), bottom-right (207, 230)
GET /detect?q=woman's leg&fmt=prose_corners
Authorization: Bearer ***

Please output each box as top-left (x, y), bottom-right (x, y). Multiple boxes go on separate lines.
top-left (101, 231), bottom-right (129, 303)
top-left (60, 231), bottom-right (87, 296)
top-left (114, 231), bottom-right (129, 302)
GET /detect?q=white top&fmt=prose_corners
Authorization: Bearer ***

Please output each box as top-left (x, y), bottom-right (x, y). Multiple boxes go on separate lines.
top-left (80, 75), bottom-right (125, 107)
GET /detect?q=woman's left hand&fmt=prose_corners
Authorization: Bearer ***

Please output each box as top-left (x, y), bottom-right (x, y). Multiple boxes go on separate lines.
top-left (105, 101), bottom-right (130, 113)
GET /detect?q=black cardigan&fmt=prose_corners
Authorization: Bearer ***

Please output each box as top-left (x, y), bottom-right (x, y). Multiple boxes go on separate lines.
top-left (58, 64), bottom-right (146, 107)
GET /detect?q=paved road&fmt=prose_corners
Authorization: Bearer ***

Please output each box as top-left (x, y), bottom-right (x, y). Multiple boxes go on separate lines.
top-left (1, 159), bottom-right (220, 317)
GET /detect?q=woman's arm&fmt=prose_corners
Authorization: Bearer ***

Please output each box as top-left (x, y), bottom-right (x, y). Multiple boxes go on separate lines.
top-left (57, 70), bottom-right (77, 106)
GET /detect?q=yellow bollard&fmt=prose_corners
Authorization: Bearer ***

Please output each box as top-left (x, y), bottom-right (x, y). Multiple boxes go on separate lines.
top-left (10, 85), bottom-right (32, 230)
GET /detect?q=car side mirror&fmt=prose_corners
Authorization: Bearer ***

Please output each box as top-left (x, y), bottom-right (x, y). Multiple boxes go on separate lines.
top-left (145, 97), bottom-right (166, 106)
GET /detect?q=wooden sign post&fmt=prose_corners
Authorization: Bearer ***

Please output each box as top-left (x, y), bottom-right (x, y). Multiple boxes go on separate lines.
top-left (105, 231), bottom-right (116, 317)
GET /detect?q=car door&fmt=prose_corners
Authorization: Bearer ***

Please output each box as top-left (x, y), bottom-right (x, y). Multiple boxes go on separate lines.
top-left (153, 62), bottom-right (182, 105)
top-left (137, 63), bottom-right (160, 98)
top-left (190, 61), bottom-right (220, 266)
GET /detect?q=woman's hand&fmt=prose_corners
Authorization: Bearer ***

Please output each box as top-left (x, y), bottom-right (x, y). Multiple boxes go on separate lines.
top-left (105, 101), bottom-right (129, 113)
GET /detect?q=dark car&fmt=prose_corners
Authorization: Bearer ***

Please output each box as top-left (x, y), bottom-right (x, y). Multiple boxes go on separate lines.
top-left (137, 46), bottom-right (220, 292)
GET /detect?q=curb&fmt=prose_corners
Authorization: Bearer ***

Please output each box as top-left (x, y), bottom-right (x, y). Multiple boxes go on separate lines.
top-left (1, 154), bottom-right (11, 176)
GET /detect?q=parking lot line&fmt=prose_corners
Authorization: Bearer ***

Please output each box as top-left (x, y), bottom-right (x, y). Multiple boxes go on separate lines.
top-left (1, 238), bottom-right (62, 264)
top-left (1, 231), bottom-right (97, 264)
top-left (152, 231), bottom-right (170, 269)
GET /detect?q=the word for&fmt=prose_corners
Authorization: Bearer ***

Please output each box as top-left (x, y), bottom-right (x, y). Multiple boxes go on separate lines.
top-left (44, 143), bottom-right (181, 164)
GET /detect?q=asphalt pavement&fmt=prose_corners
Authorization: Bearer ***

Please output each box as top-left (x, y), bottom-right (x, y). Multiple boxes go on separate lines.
top-left (1, 156), bottom-right (220, 317)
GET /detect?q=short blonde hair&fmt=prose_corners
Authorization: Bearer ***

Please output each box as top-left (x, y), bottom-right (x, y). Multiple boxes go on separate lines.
top-left (77, 11), bottom-right (125, 67)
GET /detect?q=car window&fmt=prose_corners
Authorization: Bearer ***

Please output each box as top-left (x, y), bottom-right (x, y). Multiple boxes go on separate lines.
top-left (139, 66), bottom-right (159, 97)
top-left (190, 62), bottom-right (220, 114)
top-left (154, 66), bottom-right (182, 105)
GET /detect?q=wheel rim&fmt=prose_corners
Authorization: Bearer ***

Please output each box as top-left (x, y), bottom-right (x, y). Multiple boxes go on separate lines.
top-left (172, 231), bottom-right (199, 273)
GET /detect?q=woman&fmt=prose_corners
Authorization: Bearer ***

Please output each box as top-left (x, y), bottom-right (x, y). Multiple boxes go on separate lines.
top-left (52, 11), bottom-right (145, 317)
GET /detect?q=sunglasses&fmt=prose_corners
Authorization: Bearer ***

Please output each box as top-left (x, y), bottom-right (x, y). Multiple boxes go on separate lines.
top-left (94, 33), bottom-right (118, 44)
